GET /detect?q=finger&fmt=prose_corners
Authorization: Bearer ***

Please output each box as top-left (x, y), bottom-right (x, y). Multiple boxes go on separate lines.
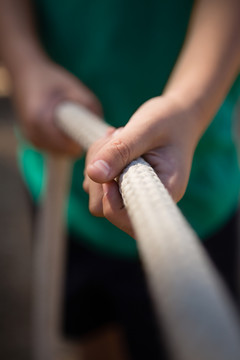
top-left (83, 174), bottom-right (90, 193)
top-left (88, 180), bottom-right (104, 217)
top-left (23, 94), bottom-right (83, 156)
top-left (86, 100), bottom-right (169, 184)
top-left (83, 130), bottom-right (116, 192)
top-left (102, 181), bottom-right (134, 238)
top-left (86, 121), bottom-right (155, 184)
top-left (143, 148), bottom-right (188, 203)
top-left (24, 122), bottom-right (83, 156)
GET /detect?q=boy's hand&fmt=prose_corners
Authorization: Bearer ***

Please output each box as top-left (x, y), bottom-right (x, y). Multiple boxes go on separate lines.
top-left (84, 95), bottom-right (201, 237)
top-left (13, 60), bottom-right (102, 156)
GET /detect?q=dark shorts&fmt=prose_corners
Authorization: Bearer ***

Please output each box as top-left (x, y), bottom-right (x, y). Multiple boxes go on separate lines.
top-left (62, 211), bottom-right (239, 360)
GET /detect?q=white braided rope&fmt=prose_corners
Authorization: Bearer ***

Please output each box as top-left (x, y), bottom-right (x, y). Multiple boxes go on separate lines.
top-left (119, 159), bottom-right (240, 360)
top-left (43, 102), bottom-right (240, 360)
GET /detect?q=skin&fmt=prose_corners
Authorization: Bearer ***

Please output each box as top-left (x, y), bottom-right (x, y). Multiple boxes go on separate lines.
top-left (12, 60), bottom-right (102, 155)
top-left (0, 0), bottom-right (239, 237)
top-left (0, 0), bottom-right (102, 156)
top-left (84, 96), bottom-right (199, 237)
top-left (85, 0), bottom-right (240, 237)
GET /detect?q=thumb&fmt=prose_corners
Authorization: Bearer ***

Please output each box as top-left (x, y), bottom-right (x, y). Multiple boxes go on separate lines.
top-left (87, 127), bottom-right (149, 183)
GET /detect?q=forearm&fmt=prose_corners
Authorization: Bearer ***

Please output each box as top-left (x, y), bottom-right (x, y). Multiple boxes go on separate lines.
top-left (0, 0), bottom-right (49, 80)
top-left (165, 0), bottom-right (240, 139)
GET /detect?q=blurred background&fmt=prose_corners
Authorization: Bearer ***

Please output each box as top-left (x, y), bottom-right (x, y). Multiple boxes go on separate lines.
top-left (0, 64), bottom-right (128, 360)
top-left (0, 64), bottom-right (32, 359)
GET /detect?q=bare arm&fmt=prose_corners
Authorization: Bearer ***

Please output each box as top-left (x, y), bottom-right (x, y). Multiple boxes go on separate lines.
top-left (165, 0), bottom-right (240, 140)
top-left (0, 0), bottom-right (102, 155)
top-left (85, 0), bottom-right (240, 235)
top-left (0, 0), bottom-right (48, 79)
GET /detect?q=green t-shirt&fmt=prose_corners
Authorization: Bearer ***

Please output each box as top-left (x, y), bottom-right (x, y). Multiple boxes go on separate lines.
top-left (18, 0), bottom-right (240, 257)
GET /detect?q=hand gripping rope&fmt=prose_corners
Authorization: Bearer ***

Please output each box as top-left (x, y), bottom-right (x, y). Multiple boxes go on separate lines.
top-left (33, 102), bottom-right (240, 360)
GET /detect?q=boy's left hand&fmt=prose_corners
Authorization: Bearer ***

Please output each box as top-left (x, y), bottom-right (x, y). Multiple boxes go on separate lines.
top-left (83, 95), bottom-right (202, 238)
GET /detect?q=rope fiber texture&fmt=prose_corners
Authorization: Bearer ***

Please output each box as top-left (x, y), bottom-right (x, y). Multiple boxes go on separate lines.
top-left (53, 102), bottom-right (240, 360)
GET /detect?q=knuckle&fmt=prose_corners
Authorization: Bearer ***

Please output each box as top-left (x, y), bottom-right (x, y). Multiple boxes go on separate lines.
top-left (111, 139), bottom-right (131, 165)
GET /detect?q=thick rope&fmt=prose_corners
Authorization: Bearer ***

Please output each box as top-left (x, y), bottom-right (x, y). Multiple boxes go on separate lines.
top-left (56, 102), bottom-right (240, 359)
top-left (34, 101), bottom-right (240, 360)
top-left (119, 159), bottom-right (240, 360)
top-left (33, 156), bottom-right (72, 360)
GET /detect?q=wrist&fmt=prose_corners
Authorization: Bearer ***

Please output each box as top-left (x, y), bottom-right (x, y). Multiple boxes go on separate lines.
top-left (164, 88), bottom-right (211, 143)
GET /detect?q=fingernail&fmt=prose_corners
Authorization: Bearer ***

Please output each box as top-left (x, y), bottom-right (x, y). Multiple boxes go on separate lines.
top-left (90, 160), bottom-right (110, 177)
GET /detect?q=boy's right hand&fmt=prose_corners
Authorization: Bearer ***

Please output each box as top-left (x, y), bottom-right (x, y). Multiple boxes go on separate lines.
top-left (12, 59), bottom-right (102, 156)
